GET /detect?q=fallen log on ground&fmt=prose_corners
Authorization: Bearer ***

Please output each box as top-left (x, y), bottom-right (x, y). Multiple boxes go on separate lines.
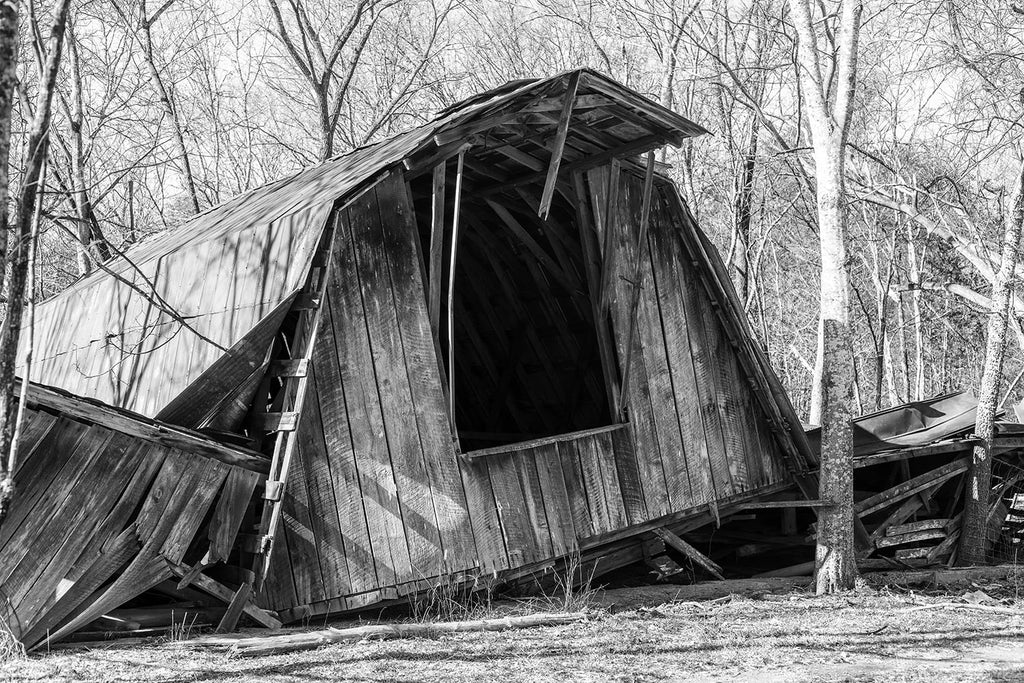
top-left (590, 577), bottom-right (811, 610)
top-left (195, 612), bottom-right (589, 657)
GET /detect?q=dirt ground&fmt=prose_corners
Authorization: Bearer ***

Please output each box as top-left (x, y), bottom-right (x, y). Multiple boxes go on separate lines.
top-left (5, 581), bottom-right (1024, 682)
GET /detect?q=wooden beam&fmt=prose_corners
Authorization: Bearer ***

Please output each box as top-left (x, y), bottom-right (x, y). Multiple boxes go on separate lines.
top-left (739, 499), bottom-right (832, 509)
top-left (428, 160), bottom-right (447, 343)
top-left (463, 423), bottom-right (627, 459)
top-left (493, 144), bottom-right (546, 172)
top-left (479, 134), bottom-right (668, 197)
top-left (539, 72), bottom-right (581, 219)
top-left (653, 528), bottom-right (725, 580)
top-left (169, 562), bottom-right (281, 629)
top-left (484, 200), bottom-right (575, 292)
top-left (854, 439), bottom-right (977, 468)
top-left (23, 381), bottom-right (268, 473)
top-left (596, 158), bottom-right (621, 314)
top-left (855, 457), bottom-right (970, 518)
top-left (447, 149), bottom-right (467, 435)
top-left (215, 581), bottom-right (253, 633)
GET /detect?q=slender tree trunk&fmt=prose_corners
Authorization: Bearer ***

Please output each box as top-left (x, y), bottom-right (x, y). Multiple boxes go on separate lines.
top-left (138, 7), bottom-right (201, 214)
top-left (732, 118), bottom-right (759, 308)
top-left (0, 0), bottom-right (18, 267)
top-left (0, 0), bottom-right (72, 524)
top-left (66, 24), bottom-right (110, 274)
top-left (788, 0), bottom-right (862, 594)
top-left (907, 230), bottom-right (926, 400)
top-left (959, 158), bottom-right (1024, 566)
top-left (811, 144), bottom-right (858, 592)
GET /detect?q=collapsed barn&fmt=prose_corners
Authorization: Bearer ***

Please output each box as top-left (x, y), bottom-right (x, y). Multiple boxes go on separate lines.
top-left (2, 69), bottom-right (821, 647)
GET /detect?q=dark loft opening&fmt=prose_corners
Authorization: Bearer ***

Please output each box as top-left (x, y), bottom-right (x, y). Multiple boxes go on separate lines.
top-left (409, 155), bottom-right (615, 452)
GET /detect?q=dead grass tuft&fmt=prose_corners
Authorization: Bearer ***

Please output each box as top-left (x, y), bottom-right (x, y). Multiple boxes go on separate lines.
top-left (408, 574), bottom-right (495, 623)
top-left (164, 610), bottom-right (200, 642)
top-left (0, 617), bottom-right (26, 663)
top-left (535, 550), bottom-right (600, 614)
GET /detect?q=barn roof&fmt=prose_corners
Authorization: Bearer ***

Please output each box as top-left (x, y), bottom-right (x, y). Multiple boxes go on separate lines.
top-left (21, 68), bottom-right (707, 418)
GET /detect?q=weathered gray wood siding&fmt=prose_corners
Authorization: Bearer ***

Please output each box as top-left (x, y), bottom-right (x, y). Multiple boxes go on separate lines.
top-left (262, 169), bottom-right (793, 619)
top-left (586, 166), bottom-right (788, 517)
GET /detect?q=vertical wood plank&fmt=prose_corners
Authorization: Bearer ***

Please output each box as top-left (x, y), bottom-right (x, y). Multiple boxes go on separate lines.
top-left (594, 431), bottom-right (628, 530)
top-left (533, 444), bottom-right (577, 556)
top-left (458, 457), bottom-right (509, 574)
top-left (558, 440), bottom-right (593, 540)
top-left (377, 175), bottom-right (477, 572)
top-left (610, 426), bottom-right (645, 524)
top-left (316, 292), bottom-right (379, 593)
top-left (513, 448), bottom-right (554, 561)
top-left (486, 454), bottom-right (535, 566)
top-left (351, 185), bottom-right (444, 582)
top-left (428, 161), bottom-right (446, 341)
top-left (293, 364), bottom-right (351, 597)
top-left (576, 436), bottom-right (612, 534)
top-left (678, 250), bottom-right (735, 499)
top-left (328, 202), bottom-right (410, 589)
top-left (592, 168), bottom-right (676, 517)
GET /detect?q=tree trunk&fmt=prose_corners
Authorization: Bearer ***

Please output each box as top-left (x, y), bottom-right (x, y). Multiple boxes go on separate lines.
top-left (66, 23), bottom-right (111, 274)
top-left (788, 0), bottom-right (862, 594)
top-left (0, 0), bottom-right (72, 524)
top-left (811, 144), bottom-right (858, 593)
top-left (0, 0), bottom-right (18, 266)
top-left (959, 158), bottom-right (1024, 566)
top-left (732, 117), bottom-right (759, 308)
top-left (138, 11), bottom-right (201, 215)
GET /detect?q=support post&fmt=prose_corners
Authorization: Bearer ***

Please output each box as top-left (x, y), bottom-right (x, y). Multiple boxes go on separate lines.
top-left (538, 71), bottom-right (581, 220)
top-left (428, 160), bottom-right (446, 342)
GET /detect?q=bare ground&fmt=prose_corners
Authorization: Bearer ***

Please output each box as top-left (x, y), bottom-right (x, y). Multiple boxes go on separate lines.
top-left (5, 583), bottom-right (1024, 682)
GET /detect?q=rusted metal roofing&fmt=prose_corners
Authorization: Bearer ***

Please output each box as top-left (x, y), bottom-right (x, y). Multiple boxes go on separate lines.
top-left (19, 68), bottom-right (707, 418)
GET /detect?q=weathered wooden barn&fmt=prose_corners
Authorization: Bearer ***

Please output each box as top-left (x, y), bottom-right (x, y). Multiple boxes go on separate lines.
top-left (6, 69), bottom-right (815, 642)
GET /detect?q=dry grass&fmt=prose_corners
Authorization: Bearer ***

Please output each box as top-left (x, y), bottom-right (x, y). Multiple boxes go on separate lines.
top-left (164, 611), bottom-right (201, 643)
top-left (6, 583), bottom-right (1024, 681)
top-left (0, 617), bottom-right (25, 666)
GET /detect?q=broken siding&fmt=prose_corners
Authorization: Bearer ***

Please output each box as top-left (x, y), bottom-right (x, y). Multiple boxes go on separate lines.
top-left (0, 385), bottom-right (268, 649)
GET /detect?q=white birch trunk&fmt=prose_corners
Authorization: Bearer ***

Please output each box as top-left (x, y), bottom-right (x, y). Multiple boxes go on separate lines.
top-left (788, 0), bottom-right (862, 593)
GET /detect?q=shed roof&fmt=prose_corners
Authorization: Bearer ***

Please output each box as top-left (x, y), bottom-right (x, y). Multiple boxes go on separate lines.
top-left (20, 69), bottom-right (706, 418)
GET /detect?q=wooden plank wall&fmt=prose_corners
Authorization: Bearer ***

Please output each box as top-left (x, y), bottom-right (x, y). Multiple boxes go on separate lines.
top-left (259, 174), bottom-right (479, 618)
top-left (467, 425), bottom-right (637, 569)
top-left (0, 404), bottom-right (263, 649)
top-left (262, 168), bottom-right (795, 621)
top-left (585, 165), bottom-right (789, 515)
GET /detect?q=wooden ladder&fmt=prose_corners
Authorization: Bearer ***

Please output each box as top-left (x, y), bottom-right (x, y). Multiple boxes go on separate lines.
top-left (251, 219), bottom-right (336, 590)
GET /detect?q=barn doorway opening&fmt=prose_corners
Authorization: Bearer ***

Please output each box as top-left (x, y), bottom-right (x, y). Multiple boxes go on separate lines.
top-left (410, 161), bottom-right (617, 452)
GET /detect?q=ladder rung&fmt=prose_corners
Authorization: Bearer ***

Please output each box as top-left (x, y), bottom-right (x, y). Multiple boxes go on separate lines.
top-left (255, 412), bottom-right (299, 432)
top-left (269, 359), bottom-right (309, 378)
top-left (263, 480), bottom-right (285, 502)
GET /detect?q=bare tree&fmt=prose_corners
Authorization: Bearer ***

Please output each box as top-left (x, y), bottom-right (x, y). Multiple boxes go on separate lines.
top-left (0, 0), bottom-right (73, 523)
top-left (109, 0), bottom-right (202, 215)
top-left (788, 0), bottom-right (863, 593)
top-left (265, 0), bottom-right (456, 160)
top-left (960, 158), bottom-right (1024, 565)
